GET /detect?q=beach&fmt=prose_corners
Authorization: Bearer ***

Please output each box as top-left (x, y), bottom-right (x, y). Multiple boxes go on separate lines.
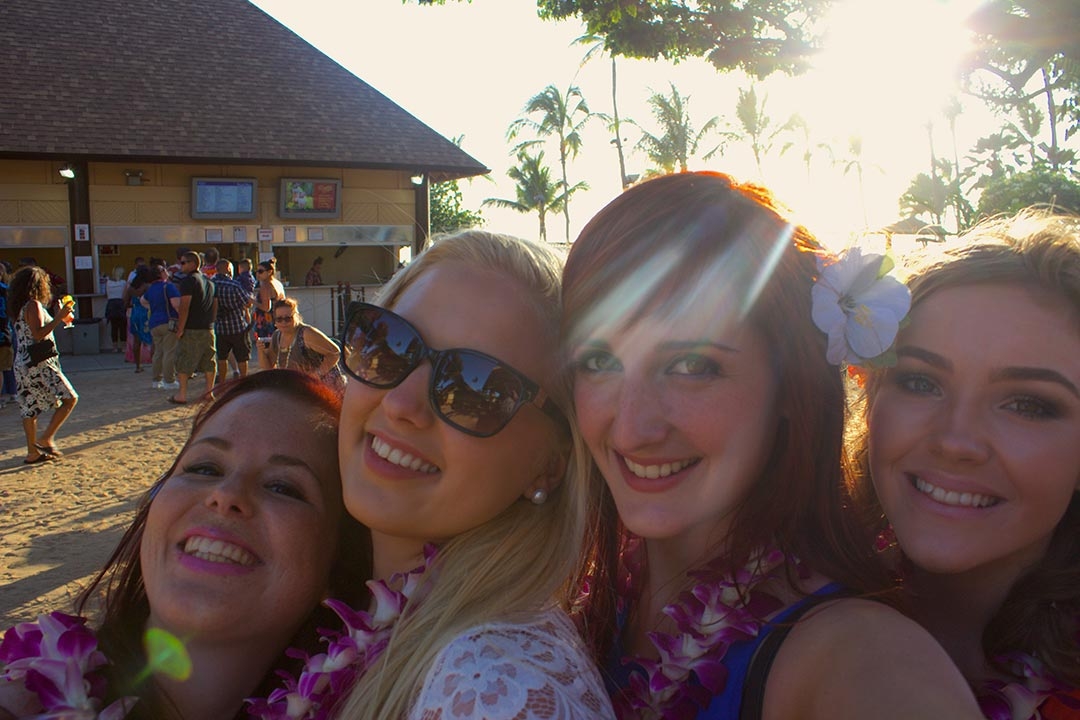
top-left (0, 352), bottom-right (194, 627)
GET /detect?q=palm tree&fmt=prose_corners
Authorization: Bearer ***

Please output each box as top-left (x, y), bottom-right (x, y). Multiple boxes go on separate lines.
top-left (482, 150), bottom-right (586, 244)
top-left (635, 82), bottom-right (723, 175)
top-left (837, 134), bottom-right (882, 228)
top-left (780, 113), bottom-right (833, 184)
top-left (575, 34), bottom-right (631, 189)
top-left (508, 85), bottom-right (595, 243)
top-left (731, 85), bottom-right (790, 179)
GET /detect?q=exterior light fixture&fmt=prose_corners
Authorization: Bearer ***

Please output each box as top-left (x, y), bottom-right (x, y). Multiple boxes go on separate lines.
top-left (58, 164), bottom-right (76, 179)
top-left (409, 172), bottom-right (425, 186)
top-left (124, 169), bottom-right (144, 186)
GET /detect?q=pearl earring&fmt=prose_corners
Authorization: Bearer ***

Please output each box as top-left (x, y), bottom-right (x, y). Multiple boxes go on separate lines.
top-left (529, 488), bottom-right (547, 505)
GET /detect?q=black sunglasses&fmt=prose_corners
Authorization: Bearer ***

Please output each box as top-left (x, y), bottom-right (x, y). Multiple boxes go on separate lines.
top-left (340, 302), bottom-right (565, 438)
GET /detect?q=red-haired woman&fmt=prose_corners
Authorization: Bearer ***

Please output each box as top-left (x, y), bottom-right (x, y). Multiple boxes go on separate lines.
top-left (564, 172), bottom-right (983, 719)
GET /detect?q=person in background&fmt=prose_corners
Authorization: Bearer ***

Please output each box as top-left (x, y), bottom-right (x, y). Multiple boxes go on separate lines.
top-left (168, 252), bottom-right (217, 405)
top-left (0, 370), bottom-right (371, 720)
top-left (211, 259), bottom-right (253, 382)
top-left (0, 261), bottom-right (15, 407)
top-left (235, 258), bottom-right (255, 297)
top-left (8, 266), bottom-right (77, 464)
top-left (304, 256), bottom-right (323, 286)
top-left (124, 271), bottom-right (153, 374)
top-left (104, 266), bottom-right (128, 353)
top-left (201, 246), bottom-right (219, 279)
top-left (167, 247), bottom-right (190, 284)
top-left (126, 257), bottom-right (147, 285)
top-left (852, 211), bottom-right (1080, 719)
top-left (146, 264), bottom-right (180, 391)
top-left (252, 258), bottom-right (285, 350)
top-left (258, 298), bottom-right (341, 390)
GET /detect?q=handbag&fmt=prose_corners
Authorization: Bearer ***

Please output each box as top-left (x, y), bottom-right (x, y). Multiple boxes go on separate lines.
top-left (26, 337), bottom-right (58, 367)
top-left (162, 283), bottom-right (178, 332)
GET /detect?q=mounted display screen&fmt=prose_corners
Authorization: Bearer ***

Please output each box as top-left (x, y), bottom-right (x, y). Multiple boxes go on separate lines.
top-left (191, 177), bottom-right (258, 220)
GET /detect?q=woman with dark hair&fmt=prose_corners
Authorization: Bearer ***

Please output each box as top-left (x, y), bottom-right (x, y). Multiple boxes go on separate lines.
top-left (564, 172), bottom-right (982, 719)
top-left (8, 265), bottom-right (77, 463)
top-left (851, 210), bottom-right (1080, 718)
top-left (258, 297), bottom-right (342, 390)
top-left (252, 258), bottom-right (285, 348)
top-left (0, 370), bottom-right (371, 720)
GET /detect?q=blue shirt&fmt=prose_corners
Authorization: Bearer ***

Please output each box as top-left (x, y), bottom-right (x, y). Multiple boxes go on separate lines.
top-left (606, 583), bottom-right (844, 719)
top-left (145, 280), bottom-right (180, 329)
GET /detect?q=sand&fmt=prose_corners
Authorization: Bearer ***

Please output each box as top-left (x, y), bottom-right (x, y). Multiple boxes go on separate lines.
top-left (0, 353), bottom-right (197, 627)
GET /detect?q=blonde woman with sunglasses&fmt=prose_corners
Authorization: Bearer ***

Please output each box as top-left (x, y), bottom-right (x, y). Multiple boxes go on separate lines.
top-left (258, 297), bottom-right (343, 391)
top-left (252, 231), bottom-right (613, 719)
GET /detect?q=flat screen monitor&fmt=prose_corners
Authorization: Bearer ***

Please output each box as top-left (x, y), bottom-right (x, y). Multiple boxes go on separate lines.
top-left (279, 178), bottom-right (342, 219)
top-left (190, 177), bottom-right (258, 220)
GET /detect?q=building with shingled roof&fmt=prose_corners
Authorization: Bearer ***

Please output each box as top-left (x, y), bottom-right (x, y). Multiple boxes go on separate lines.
top-left (0, 0), bottom-right (487, 341)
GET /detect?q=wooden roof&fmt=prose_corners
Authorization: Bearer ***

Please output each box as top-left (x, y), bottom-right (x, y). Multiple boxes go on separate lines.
top-left (0, 0), bottom-right (488, 181)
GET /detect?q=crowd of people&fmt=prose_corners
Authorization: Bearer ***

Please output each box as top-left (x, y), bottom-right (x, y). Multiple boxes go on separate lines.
top-left (0, 172), bottom-right (1077, 720)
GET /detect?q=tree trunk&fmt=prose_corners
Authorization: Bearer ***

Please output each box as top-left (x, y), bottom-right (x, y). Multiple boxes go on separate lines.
top-left (611, 55), bottom-right (628, 188)
top-left (1042, 66), bottom-right (1059, 170)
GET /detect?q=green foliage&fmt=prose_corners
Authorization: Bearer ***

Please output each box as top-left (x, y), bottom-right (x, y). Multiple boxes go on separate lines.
top-left (536, 0), bottom-right (832, 79)
top-left (635, 82), bottom-right (723, 175)
top-left (482, 150), bottom-right (586, 243)
top-left (430, 179), bottom-right (484, 235)
top-left (976, 168), bottom-right (1080, 217)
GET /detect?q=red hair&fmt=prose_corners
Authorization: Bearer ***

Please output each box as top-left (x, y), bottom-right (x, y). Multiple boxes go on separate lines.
top-left (563, 172), bottom-right (891, 657)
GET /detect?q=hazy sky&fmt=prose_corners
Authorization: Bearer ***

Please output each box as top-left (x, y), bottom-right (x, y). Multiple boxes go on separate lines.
top-left (251, 0), bottom-right (1001, 248)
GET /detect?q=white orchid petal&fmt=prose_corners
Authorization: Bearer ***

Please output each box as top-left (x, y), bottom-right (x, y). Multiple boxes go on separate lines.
top-left (826, 325), bottom-right (852, 365)
top-left (810, 284), bottom-right (844, 332)
top-left (856, 275), bottom-right (911, 317)
top-left (848, 313), bottom-right (900, 359)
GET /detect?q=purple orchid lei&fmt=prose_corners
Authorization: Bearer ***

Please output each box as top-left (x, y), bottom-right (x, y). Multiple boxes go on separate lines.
top-left (978, 653), bottom-right (1078, 720)
top-left (612, 538), bottom-right (791, 720)
top-left (0, 611), bottom-right (136, 720)
top-left (246, 545), bottom-right (437, 720)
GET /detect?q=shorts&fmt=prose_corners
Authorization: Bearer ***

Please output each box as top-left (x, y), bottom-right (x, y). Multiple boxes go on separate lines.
top-left (216, 331), bottom-right (252, 362)
top-left (175, 329), bottom-right (217, 375)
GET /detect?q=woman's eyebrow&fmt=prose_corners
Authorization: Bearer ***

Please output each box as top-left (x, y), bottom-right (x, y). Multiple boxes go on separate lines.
top-left (993, 366), bottom-right (1080, 399)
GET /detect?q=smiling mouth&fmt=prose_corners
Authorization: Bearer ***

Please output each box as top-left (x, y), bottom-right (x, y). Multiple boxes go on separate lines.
top-left (910, 475), bottom-right (1000, 509)
top-left (622, 456), bottom-right (700, 479)
top-left (371, 435), bottom-right (439, 473)
top-left (182, 536), bottom-right (257, 566)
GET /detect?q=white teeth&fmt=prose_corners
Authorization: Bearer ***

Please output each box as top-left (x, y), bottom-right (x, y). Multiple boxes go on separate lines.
top-left (913, 477), bottom-right (999, 508)
top-left (623, 457), bottom-right (696, 479)
top-left (371, 436), bottom-right (438, 473)
top-left (183, 536), bottom-right (257, 566)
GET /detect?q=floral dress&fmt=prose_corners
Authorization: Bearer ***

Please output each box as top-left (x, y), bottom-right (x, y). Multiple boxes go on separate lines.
top-left (14, 301), bottom-right (77, 419)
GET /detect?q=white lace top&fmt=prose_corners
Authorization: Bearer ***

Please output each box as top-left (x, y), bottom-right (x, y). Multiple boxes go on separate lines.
top-left (408, 608), bottom-right (615, 720)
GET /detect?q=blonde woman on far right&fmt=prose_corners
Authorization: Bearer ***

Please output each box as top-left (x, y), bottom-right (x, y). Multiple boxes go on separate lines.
top-left (852, 210), bottom-right (1080, 719)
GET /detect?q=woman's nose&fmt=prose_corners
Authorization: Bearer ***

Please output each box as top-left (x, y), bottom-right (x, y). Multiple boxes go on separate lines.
top-left (381, 362), bottom-right (437, 431)
top-left (204, 475), bottom-right (255, 516)
top-left (609, 373), bottom-right (669, 450)
top-left (928, 398), bottom-right (991, 465)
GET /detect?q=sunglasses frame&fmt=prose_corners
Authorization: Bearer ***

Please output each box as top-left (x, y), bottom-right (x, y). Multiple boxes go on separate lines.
top-left (340, 302), bottom-right (565, 437)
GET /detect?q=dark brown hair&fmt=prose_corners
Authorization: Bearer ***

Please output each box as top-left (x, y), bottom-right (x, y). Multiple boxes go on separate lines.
top-left (563, 172), bottom-right (891, 658)
top-left (851, 210), bottom-right (1080, 687)
top-left (8, 265), bottom-right (53, 322)
top-left (74, 370), bottom-right (371, 718)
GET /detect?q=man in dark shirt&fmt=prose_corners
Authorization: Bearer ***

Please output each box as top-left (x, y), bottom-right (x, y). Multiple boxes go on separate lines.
top-left (169, 252), bottom-right (217, 404)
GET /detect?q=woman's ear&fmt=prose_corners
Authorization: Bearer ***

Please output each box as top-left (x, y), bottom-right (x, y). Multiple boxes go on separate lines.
top-left (523, 450), bottom-right (567, 503)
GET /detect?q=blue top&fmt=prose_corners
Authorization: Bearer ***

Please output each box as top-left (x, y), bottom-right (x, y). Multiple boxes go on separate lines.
top-left (145, 279), bottom-right (179, 329)
top-left (607, 582), bottom-right (844, 719)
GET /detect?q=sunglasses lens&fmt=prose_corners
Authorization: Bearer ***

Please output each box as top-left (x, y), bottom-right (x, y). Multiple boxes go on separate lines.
top-left (344, 307), bottom-right (421, 386)
top-left (432, 350), bottom-right (525, 436)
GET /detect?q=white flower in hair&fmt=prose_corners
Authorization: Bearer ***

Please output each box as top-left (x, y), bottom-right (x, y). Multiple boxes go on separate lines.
top-left (811, 248), bottom-right (911, 366)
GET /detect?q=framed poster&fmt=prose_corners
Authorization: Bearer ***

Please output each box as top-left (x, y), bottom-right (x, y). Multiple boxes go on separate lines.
top-left (279, 178), bottom-right (341, 219)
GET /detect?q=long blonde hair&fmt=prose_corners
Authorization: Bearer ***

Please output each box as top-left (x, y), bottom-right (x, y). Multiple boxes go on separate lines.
top-left (334, 230), bottom-right (592, 719)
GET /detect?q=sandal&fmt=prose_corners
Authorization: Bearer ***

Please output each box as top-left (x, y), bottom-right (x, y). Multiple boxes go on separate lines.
top-left (34, 442), bottom-right (62, 456)
top-left (23, 453), bottom-right (55, 465)
top-left (167, 395), bottom-right (188, 405)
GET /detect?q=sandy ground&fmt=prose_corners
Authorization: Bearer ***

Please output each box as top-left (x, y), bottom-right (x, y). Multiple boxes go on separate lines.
top-left (0, 351), bottom-right (196, 627)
